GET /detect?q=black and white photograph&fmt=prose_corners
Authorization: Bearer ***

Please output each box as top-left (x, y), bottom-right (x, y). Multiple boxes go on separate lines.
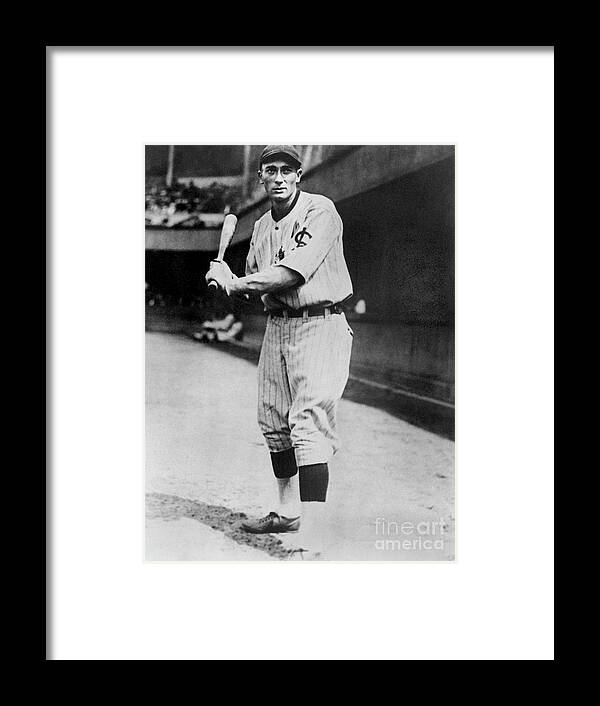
top-left (49, 47), bottom-right (554, 660)
top-left (145, 144), bottom-right (455, 561)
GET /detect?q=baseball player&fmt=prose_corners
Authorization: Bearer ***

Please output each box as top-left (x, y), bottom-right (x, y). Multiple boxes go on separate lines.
top-left (206, 145), bottom-right (353, 558)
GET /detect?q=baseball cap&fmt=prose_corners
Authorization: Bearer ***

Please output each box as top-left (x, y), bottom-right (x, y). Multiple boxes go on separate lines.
top-left (259, 145), bottom-right (302, 169)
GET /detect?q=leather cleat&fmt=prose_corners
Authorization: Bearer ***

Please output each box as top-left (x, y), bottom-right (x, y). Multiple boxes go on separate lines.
top-left (240, 511), bottom-right (300, 534)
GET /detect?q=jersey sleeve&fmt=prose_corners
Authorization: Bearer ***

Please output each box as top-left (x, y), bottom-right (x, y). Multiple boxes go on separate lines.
top-left (245, 224), bottom-right (259, 276)
top-left (274, 204), bottom-right (341, 283)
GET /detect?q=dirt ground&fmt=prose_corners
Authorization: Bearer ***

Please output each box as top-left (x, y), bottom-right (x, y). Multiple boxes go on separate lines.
top-left (145, 332), bottom-right (455, 561)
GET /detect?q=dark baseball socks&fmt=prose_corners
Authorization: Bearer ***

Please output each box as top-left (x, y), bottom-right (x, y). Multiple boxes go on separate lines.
top-left (270, 450), bottom-right (329, 502)
top-left (270, 450), bottom-right (329, 555)
top-left (297, 464), bottom-right (329, 554)
top-left (270, 448), bottom-right (297, 479)
top-left (298, 463), bottom-right (329, 502)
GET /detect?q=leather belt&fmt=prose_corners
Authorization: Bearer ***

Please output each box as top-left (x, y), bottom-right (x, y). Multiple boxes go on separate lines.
top-left (268, 303), bottom-right (343, 318)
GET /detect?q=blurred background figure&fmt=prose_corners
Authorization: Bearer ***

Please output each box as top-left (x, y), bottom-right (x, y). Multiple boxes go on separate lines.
top-left (354, 298), bottom-right (366, 314)
top-left (192, 290), bottom-right (244, 343)
top-left (193, 313), bottom-right (244, 343)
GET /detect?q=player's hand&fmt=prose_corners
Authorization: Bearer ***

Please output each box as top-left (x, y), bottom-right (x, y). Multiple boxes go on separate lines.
top-left (206, 260), bottom-right (236, 296)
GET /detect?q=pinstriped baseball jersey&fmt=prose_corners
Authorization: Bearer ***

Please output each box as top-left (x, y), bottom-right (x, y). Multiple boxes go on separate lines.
top-left (245, 190), bottom-right (353, 310)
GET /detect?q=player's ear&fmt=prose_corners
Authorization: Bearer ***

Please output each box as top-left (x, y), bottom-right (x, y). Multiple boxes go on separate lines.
top-left (296, 168), bottom-right (302, 183)
top-left (258, 169), bottom-right (264, 184)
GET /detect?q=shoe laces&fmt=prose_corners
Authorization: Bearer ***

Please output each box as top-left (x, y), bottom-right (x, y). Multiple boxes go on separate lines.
top-left (258, 512), bottom-right (279, 525)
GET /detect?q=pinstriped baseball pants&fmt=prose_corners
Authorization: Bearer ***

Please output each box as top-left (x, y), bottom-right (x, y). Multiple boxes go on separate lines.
top-left (257, 311), bottom-right (353, 467)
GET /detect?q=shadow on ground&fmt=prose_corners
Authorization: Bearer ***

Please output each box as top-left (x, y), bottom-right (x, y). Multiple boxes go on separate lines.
top-left (146, 492), bottom-right (294, 559)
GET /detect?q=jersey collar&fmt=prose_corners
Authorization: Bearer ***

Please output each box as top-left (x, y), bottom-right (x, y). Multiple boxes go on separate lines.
top-left (270, 189), bottom-right (302, 223)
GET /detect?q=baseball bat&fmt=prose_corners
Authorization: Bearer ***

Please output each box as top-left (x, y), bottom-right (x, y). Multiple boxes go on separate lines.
top-left (208, 213), bottom-right (238, 289)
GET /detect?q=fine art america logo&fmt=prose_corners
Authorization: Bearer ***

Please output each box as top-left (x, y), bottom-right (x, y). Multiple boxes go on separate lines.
top-left (374, 517), bottom-right (447, 552)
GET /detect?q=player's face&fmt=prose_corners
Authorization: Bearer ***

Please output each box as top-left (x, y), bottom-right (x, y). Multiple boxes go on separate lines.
top-left (259, 160), bottom-right (302, 202)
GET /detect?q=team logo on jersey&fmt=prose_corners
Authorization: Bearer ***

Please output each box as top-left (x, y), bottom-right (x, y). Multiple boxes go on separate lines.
top-left (273, 246), bottom-right (285, 264)
top-left (293, 228), bottom-right (312, 248)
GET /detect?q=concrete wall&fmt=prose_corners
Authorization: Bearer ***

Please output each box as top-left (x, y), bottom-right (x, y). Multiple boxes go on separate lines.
top-left (338, 156), bottom-right (454, 321)
top-left (238, 313), bottom-right (454, 404)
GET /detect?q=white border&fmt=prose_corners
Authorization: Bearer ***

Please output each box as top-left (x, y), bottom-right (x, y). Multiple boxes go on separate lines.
top-left (49, 47), bottom-right (554, 660)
